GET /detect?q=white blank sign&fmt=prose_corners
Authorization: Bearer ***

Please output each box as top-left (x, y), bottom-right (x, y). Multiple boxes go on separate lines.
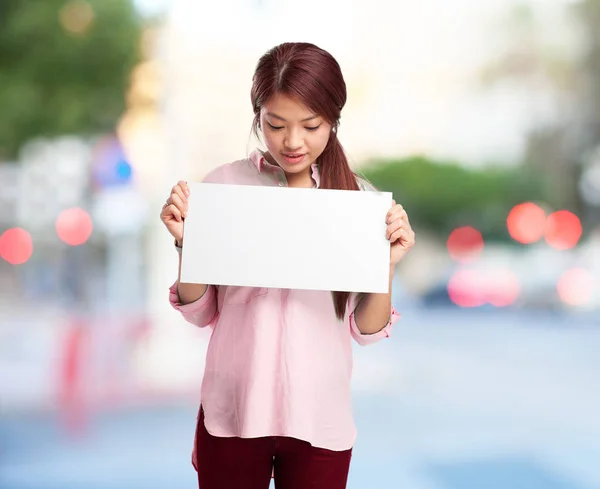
top-left (180, 183), bottom-right (392, 293)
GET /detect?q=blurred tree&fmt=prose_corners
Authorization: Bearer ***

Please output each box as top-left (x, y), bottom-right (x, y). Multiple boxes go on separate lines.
top-left (571, 0), bottom-right (600, 219)
top-left (0, 0), bottom-right (142, 161)
top-left (479, 1), bottom-right (600, 225)
top-left (573, 0), bottom-right (600, 149)
top-left (361, 156), bottom-right (548, 242)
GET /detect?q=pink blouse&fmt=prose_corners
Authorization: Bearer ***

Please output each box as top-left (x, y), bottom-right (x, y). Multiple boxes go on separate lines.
top-left (169, 150), bottom-right (399, 468)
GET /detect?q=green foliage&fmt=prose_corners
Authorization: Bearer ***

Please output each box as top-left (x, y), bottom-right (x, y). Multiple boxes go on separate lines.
top-left (361, 155), bottom-right (550, 242)
top-left (0, 0), bottom-right (142, 160)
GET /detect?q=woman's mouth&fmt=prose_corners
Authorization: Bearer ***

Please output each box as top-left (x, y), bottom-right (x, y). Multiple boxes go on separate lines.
top-left (282, 153), bottom-right (306, 165)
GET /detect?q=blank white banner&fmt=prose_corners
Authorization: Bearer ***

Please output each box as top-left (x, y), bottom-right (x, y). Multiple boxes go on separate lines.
top-left (180, 183), bottom-right (392, 293)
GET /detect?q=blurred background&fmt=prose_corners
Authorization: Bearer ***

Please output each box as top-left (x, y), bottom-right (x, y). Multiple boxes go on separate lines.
top-left (1, 0), bottom-right (600, 488)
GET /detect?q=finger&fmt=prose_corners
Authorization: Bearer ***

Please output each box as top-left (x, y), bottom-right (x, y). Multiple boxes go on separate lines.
top-left (390, 227), bottom-right (409, 243)
top-left (386, 219), bottom-right (404, 237)
top-left (172, 184), bottom-right (188, 206)
top-left (388, 210), bottom-right (411, 230)
top-left (161, 202), bottom-right (173, 217)
top-left (386, 203), bottom-right (406, 222)
top-left (392, 228), bottom-right (416, 247)
top-left (177, 180), bottom-right (190, 197)
top-left (399, 208), bottom-right (410, 227)
top-left (391, 215), bottom-right (411, 234)
top-left (165, 203), bottom-right (183, 222)
top-left (387, 209), bottom-right (408, 225)
top-left (386, 219), bottom-right (406, 239)
top-left (170, 192), bottom-right (187, 217)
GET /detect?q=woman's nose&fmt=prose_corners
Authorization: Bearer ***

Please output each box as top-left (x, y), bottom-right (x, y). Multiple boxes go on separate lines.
top-left (284, 129), bottom-right (302, 151)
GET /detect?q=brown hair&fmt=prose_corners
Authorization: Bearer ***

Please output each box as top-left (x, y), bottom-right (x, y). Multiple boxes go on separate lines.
top-left (250, 42), bottom-right (360, 320)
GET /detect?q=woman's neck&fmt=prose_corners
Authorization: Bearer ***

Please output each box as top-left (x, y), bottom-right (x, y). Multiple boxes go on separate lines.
top-left (286, 170), bottom-right (315, 188)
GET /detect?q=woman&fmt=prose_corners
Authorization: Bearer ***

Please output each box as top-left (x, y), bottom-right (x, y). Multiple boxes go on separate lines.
top-left (160, 42), bottom-right (415, 489)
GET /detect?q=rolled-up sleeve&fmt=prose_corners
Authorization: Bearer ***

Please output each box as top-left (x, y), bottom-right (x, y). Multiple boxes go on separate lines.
top-left (169, 282), bottom-right (219, 328)
top-left (349, 305), bottom-right (400, 346)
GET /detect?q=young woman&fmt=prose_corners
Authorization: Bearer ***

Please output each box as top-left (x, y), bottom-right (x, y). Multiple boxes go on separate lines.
top-left (160, 42), bottom-right (415, 489)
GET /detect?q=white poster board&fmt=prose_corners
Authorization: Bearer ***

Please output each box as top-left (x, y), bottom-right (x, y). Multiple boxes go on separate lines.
top-left (180, 183), bottom-right (392, 293)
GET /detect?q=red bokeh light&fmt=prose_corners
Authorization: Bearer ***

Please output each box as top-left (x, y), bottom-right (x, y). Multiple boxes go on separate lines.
top-left (0, 228), bottom-right (33, 265)
top-left (486, 269), bottom-right (520, 307)
top-left (557, 268), bottom-right (594, 306)
top-left (545, 210), bottom-right (582, 250)
top-left (56, 208), bottom-right (93, 246)
top-left (447, 269), bottom-right (486, 308)
top-left (447, 226), bottom-right (484, 263)
top-left (507, 202), bottom-right (546, 244)
top-left (448, 267), bottom-right (520, 308)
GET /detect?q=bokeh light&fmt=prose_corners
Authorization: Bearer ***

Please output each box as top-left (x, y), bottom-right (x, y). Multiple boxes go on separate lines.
top-left (448, 267), bottom-right (520, 308)
top-left (91, 135), bottom-right (134, 189)
top-left (486, 268), bottom-right (520, 307)
top-left (56, 208), bottom-right (93, 246)
top-left (557, 268), bottom-right (595, 306)
top-left (59, 1), bottom-right (95, 35)
top-left (447, 226), bottom-right (484, 263)
top-left (0, 228), bottom-right (33, 265)
top-left (507, 202), bottom-right (547, 244)
top-left (447, 269), bottom-right (487, 308)
top-left (545, 210), bottom-right (582, 250)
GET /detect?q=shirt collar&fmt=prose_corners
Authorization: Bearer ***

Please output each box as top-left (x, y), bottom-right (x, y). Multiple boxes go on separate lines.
top-left (249, 149), bottom-right (321, 188)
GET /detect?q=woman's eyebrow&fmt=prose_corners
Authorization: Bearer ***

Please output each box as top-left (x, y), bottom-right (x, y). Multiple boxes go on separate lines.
top-left (266, 112), bottom-right (319, 122)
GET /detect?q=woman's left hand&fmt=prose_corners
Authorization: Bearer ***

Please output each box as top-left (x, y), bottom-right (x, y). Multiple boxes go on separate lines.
top-left (386, 200), bottom-right (416, 266)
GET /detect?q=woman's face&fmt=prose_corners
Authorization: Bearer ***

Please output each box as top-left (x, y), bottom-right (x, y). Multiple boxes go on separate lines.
top-left (259, 93), bottom-right (332, 178)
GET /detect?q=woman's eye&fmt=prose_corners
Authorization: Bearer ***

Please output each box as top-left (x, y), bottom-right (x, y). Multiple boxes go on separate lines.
top-left (305, 125), bottom-right (321, 131)
top-left (267, 123), bottom-right (284, 130)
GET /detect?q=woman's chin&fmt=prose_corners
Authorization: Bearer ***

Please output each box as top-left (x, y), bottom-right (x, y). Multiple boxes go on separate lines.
top-left (277, 158), bottom-right (314, 174)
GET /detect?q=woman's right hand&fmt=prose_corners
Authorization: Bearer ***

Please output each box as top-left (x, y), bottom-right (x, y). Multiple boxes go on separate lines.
top-left (160, 180), bottom-right (189, 246)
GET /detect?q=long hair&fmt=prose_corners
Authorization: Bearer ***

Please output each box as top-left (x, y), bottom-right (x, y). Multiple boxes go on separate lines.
top-left (250, 42), bottom-right (360, 320)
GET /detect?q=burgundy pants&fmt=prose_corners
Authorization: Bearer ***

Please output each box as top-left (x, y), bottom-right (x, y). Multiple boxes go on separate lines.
top-left (195, 406), bottom-right (353, 489)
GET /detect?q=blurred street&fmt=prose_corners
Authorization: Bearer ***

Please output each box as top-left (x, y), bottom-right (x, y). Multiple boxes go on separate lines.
top-left (2, 308), bottom-right (599, 489)
top-left (2, 0), bottom-right (600, 488)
